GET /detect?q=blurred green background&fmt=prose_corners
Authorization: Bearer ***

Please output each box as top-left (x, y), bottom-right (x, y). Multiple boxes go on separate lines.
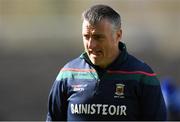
top-left (0, 0), bottom-right (179, 120)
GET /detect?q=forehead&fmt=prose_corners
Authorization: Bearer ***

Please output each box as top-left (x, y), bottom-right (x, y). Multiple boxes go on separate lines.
top-left (82, 19), bottom-right (112, 34)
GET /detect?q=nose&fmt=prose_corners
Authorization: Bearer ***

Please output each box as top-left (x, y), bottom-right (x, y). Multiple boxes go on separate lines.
top-left (88, 37), bottom-right (97, 49)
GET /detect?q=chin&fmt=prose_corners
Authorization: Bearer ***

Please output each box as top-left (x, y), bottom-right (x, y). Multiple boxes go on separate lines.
top-left (90, 58), bottom-right (96, 65)
top-left (90, 58), bottom-right (101, 66)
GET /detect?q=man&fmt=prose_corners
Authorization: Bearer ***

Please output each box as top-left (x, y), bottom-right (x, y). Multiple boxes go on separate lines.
top-left (46, 4), bottom-right (167, 121)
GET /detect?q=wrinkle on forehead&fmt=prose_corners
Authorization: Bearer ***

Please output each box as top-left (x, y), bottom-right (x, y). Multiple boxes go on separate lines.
top-left (82, 20), bottom-right (95, 32)
top-left (82, 19), bottom-right (112, 35)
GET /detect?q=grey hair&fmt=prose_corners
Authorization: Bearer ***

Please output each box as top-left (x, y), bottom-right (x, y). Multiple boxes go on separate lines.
top-left (82, 4), bottom-right (121, 31)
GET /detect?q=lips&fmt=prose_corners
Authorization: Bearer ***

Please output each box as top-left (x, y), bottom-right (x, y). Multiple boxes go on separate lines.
top-left (89, 50), bottom-right (102, 57)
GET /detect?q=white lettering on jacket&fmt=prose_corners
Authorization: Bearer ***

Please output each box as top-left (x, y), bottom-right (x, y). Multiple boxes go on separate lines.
top-left (71, 104), bottom-right (127, 116)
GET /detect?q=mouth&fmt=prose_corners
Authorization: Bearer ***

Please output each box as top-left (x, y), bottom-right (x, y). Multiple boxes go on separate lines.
top-left (89, 50), bottom-right (102, 57)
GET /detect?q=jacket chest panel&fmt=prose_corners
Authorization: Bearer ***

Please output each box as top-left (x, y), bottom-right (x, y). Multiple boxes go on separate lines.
top-left (67, 77), bottom-right (140, 105)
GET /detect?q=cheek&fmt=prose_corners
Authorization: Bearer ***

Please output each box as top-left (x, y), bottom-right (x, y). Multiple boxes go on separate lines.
top-left (105, 42), bottom-right (116, 54)
top-left (102, 44), bottom-right (111, 55)
top-left (83, 40), bottom-right (88, 50)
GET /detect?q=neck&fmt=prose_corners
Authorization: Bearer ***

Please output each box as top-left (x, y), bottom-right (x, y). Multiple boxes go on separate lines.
top-left (100, 49), bottom-right (120, 69)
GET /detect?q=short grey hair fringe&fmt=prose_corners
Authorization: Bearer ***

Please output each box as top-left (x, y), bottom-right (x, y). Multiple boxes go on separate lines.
top-left (82, 4), bottom-right (121, 31)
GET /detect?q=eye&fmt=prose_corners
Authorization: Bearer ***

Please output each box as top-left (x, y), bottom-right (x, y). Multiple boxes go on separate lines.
top-left (83, 34), bottom-right (90, 40)
top-left (93, 35), bottom-right (104, 40)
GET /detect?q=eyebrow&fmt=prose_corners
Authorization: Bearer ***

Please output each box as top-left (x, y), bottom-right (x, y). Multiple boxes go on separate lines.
top-left (83, 33), bottom-right (104, 36)
top-left (92, 33), bottom-right (105, 38)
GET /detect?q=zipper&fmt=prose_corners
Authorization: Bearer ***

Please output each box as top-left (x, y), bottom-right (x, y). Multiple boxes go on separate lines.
top-left (88, 67), bottom-right (100, 96)
top-left (89, 67), bottom-right (106, 96)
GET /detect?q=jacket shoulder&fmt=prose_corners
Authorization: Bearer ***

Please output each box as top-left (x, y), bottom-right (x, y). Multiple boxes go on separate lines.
top-left (63, 56), bottom-right (85, 69)
top-left (125, 54), bottom-right (154, 73)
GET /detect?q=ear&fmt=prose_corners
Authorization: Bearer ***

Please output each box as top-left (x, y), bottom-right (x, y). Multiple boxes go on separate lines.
top-left (115, 29), bottom-right (122, 43)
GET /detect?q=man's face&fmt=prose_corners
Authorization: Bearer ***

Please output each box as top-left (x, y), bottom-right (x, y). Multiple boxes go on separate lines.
top-left (82, 19), bottom-right (122, 68)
